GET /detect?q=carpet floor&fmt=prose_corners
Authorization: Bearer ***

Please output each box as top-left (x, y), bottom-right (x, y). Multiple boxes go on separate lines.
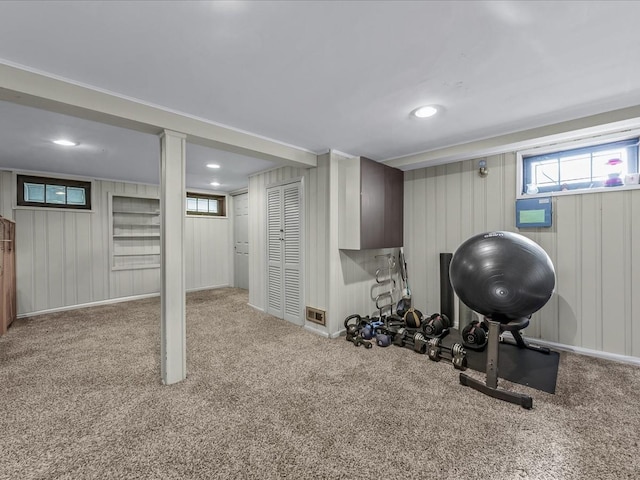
top-left (1, 288), bottom-right (639, 480)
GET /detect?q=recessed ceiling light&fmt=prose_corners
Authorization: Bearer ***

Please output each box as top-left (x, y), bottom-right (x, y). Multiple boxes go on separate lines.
top-left (210, 182), bottom-right (220, 187)
top-left (206, 163), bottom-right (221, 169)
top-left (53, 139), bottom-right (78, 146)
top-left (412, 105), bottom-right (438, 118)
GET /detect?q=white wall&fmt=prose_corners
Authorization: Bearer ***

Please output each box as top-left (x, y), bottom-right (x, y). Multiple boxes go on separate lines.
top-left (0, 171), bottom-right (231, 315)
top-left (404, 153), bottom-right (640, 358)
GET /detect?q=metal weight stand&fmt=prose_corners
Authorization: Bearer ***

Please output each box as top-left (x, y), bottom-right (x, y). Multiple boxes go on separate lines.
top-left (374, 254), bottom-right (396, 319)
top-left (458, 316), bottom-right (545, 409)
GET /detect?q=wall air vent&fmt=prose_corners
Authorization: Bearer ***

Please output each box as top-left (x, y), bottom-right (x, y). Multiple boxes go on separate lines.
top-left (305, 306), bottom-right (326, 326)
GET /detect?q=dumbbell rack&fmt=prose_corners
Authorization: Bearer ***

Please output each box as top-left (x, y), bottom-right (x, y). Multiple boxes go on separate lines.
top-left (459, 317), bottom-right (536, 409)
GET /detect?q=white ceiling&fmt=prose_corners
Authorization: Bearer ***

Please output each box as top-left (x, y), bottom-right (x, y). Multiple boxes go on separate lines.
top-left (1, 1), bottom-right (640, 190)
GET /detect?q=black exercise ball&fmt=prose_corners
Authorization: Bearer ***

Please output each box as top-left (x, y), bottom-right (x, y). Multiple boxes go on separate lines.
top-left (449, 231), bottom-right (555, 320)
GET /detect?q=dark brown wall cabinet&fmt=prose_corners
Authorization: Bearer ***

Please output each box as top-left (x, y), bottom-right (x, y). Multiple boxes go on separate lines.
top-left (339, 156), bottom-right (404, 250)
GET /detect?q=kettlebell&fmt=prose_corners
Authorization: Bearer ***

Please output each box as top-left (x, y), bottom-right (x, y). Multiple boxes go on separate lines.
top-left (360, 324), bottom-right (374, 340)
top-left (375, 333), bottom-right (392, 347)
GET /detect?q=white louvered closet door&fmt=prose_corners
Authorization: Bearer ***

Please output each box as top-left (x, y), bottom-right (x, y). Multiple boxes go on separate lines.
top-left (266, 181), bottom-right (303, 325)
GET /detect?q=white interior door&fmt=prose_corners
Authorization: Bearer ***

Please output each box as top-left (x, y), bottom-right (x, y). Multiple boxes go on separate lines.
top-left (233, 192), bottom-right (249, 290)
top-left (266, 181), bottom-right (303, 325)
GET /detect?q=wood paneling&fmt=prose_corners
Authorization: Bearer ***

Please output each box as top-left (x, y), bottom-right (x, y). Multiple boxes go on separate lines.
top-left (404, 153), bottom-right (640, 358)
top-left (1, 172), bottom-right (230, 315)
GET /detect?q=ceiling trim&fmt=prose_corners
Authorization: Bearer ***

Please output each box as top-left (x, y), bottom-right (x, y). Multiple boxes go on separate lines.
top-left (0, 61), bottom-right (317, 169)
top-left (384, 105), bottom-right (640, 170)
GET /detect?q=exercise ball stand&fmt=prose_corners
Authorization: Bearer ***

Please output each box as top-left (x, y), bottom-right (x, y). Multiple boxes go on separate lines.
top-left (459, 315), bottom-right (550, 410)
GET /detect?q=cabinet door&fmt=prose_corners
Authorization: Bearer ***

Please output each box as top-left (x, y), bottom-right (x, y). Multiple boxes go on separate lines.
top-left (360, 158), bottom-right (386, 249)
top-left (384, 166), bottom-right (404, 248)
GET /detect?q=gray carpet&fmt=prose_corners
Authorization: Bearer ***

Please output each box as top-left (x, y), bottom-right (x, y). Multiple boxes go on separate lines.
top-left (1, 288), bottom-right (639, 480)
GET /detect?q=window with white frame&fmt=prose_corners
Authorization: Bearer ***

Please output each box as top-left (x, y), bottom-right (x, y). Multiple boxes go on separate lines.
top-left (521, 137), bottom-right (639, 195)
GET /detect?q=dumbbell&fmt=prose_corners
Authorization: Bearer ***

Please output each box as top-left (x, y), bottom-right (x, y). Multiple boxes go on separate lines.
top-left (461, 320), bottom-right (489, 350)
top-left (423, 313), bottom-right (451, 337)
top-left (393, 328), bottom-right (429, 354)
top-left (427, 338), bottom-right (467, 370)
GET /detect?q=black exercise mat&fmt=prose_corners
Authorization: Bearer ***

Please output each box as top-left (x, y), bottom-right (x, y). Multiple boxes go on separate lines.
top-left (442, 330), bottom-right (560, 394)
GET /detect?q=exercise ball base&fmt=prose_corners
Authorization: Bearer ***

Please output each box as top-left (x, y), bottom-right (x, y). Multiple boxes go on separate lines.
top-left (459, 373), bottom-right (533, 410)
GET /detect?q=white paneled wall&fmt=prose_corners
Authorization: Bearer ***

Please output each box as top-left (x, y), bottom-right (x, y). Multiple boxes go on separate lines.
top-left (305, 155), bottom-right (330, 318)
top-left (0, 171), bottom-right (230, 315)
top-left (326, 152), bottom-right (400, 335)
top-left (185, 215), bottom-right (231, 291)
top-left (404, 154), bottom-right (640, 358)
top-left (248, 166), bottom-right (309, 310)
top-left (247, 157), bottom-right (398, 337)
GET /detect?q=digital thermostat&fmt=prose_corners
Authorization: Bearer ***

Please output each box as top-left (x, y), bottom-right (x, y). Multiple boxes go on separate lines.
top-left (516, 197), bottom-right (552, 228)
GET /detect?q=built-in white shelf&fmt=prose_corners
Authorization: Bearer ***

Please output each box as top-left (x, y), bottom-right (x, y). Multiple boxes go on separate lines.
top-left (109, 193), bottom-right (161, 270)
top-left (113, 234), bottom-right (161, 238)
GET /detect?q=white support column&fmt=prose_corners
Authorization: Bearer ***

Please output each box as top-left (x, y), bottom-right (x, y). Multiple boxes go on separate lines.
top-left (159, 129), bottom-right (187, 385)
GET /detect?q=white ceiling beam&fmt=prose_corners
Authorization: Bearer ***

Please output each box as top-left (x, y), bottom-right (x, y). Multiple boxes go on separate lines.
top-left (0, 62), bottom-right (317, 169)
top-left (384, 105), bottom-right (640, 170)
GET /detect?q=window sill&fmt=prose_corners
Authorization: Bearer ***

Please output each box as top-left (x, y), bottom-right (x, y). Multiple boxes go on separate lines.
top-left (185, 214), bottom-right (228, 219)
top-left (517, 182), bottom-right (640, 200)
top-left (13, 205), bottom-right (95, 213)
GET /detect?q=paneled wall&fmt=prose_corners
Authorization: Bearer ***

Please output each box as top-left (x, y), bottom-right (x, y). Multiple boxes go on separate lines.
top-left (404, 154), bottom-right (640, 358)
top-left (247, 166), bottom-right (309, 311)
top-left (326, 152), bottom-right (400, 335)
top-left (247, 156), bottom-right (398, 337)
top-left (305, 155), bottom-right (330, 318)
top-left (0, 170), bottom-right (230, 315)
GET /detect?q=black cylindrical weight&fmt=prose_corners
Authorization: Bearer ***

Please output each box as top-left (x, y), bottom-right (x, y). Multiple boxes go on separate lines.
top-left (440, 253), bottom-right (455, 322)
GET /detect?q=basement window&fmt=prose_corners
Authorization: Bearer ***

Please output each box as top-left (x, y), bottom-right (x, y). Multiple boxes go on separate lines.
top-left (17, 174), bottom-right (92, 210)
top-left (186, 192), bottom-right (226, 217)
top-left (521, 137), bottom-right (639, 195)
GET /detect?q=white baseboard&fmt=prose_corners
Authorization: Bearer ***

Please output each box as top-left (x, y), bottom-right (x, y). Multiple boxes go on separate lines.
top-left (187, 284), bottom-right (229, 293)
top-left (247, 303), bottom-right (265, 313)
top-left (330, 328), bottom-right (346, 339)
top-left (304, 324), bottom-right (329, 338)
top-left (17, 284), bottom-right (229, 318)
top-left (502, 332), bottom-right (640, 366)
top-left (18, 293), bottom-right (160, 318)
